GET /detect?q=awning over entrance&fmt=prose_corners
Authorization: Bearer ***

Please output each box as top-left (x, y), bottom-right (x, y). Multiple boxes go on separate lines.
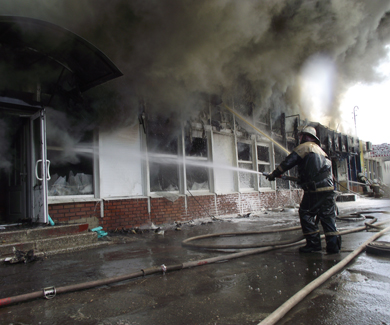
top-left (0, 96), bottom-right (43, 116)
top-left (0, 15), bottom-right (123, 93)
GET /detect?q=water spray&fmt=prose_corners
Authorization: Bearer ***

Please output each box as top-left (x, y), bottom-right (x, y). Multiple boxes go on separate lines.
top-left (153, 155), bottom-right (299, 181)
top-left (218, 102), bottom-right (291, 155)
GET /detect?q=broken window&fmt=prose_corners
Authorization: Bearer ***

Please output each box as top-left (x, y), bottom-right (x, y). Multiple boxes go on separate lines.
top-left (149, 161), bottom-right (179, 192)
top-left (147, 114), bottom-right (180, 192)
top-left (186, 163), bottom-right (209, 191)
top-left (210, 106), bottom-right (233, 132)
top-left (185, 124), bottom-right (209, 191)
top-left (258, 145), bottom-right (272, 188)
top-left (186, 137), bottom-right (207, 157)
top-left (47, 130), bottom-right (94, 196)
top-left (238, 141), bottom-right (254, 189)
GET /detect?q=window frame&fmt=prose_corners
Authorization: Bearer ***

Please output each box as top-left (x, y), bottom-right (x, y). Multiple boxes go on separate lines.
top-left (256, 141), bottom-right (275, 191)
top-left (237, 139), bottom-right (256, 191)
top-left (47, 132), bottom-right (96, 200)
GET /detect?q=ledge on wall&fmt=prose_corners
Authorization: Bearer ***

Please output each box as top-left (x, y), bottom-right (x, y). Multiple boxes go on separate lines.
top-left (48, 196), bottom-right (100, 204)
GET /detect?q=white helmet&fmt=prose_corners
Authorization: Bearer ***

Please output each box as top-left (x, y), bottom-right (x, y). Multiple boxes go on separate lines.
top-left (299, 126), bottom-right (320, 144)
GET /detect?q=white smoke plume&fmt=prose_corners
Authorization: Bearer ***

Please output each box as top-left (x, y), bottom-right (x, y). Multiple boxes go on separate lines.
top-left (2, 0), bottom-right (390, 132)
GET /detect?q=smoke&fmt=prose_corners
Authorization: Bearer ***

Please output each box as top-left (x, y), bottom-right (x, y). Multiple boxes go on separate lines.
top-left (45, 108), bottom-right (89, 165)
top-left (2, 0), bottom-right (390, 132)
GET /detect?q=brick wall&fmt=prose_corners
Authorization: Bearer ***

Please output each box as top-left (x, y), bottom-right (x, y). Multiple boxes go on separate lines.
top-left (101, 199), bottom-right (149, 230)
top-left (48, 189), bottom-right (303, 231)
top-left (216, 194), bottom-right (240, 215)
top-left (239, 193), bottom-right (261, 214)
top-left (149, 197), bottom-right (185, 224)
top-left (185, 195), bottom-right (216, 219)
top-left (48, 202), bottom-right (101, 223)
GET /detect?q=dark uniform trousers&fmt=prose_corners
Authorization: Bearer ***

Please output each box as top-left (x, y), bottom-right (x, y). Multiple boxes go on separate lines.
top-left (299, 191), bottom-right (341, 253)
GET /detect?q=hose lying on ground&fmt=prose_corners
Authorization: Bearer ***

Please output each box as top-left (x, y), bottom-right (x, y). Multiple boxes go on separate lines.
top-left (182, 226), bottom-right (303, 249)
top-left (258, 224), bottom-right (390, 325)
top-left (182, 214), bottom-right (378, 250)
top-left (0, 213), bottom-right (386, 309)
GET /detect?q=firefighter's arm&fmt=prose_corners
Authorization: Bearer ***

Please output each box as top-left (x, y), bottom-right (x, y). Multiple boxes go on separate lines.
top-left (266, 151), bottom-right (301, 181)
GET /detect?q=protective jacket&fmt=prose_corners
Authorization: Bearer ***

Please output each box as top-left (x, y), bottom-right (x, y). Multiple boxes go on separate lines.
top-left (273, 141), bottom-right (333, 192)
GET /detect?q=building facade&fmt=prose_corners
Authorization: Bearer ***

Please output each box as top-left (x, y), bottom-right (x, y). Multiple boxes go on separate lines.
top-left (0, 16), bottom-right (386, 231)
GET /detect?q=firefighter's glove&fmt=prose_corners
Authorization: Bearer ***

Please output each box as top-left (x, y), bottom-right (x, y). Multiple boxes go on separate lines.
top-left (266, 172), bottom-right (277, 181)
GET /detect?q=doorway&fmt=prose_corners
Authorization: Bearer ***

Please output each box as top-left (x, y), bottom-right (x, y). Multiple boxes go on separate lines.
top-left (0, 105), bottom-right (49, 224)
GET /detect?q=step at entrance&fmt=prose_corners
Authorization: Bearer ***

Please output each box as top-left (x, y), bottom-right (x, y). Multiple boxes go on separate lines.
top-left (0, 224), bottom-right (109, 261)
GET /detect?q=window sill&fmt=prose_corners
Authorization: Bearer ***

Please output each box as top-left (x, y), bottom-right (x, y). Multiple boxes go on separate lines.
top-left (187, 191), bottom-right (214, 196)
top-left (239, 188), bottom-right (256, 193)
top-left (102, 195), bottom-right (149, 201)
top-left (258, 188), bottom-right (275, 193)
top-left (48, 196), bottom-right (98, 204)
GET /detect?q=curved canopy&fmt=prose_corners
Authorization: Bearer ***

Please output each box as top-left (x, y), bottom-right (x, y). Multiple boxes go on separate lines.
top-left (0, 15), bottom-right (123, 93)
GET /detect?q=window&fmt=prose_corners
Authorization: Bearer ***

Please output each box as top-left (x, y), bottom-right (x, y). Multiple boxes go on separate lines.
top-left (149, 161), bottom-right (179, 192)
top-left (147, 115), bottom-right (180, 192)
top-left (47, 131), bottom-right (94, 196)
top-left (185, 136), bottom-right (209, 191)
top-left (257, 144), bottom-right (272, 188)
top-left (238, 142), bottom-right (254, 189)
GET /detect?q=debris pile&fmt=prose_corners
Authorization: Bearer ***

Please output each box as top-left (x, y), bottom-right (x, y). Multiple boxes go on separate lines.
top-left (4, 248), bottom-right (41, 264)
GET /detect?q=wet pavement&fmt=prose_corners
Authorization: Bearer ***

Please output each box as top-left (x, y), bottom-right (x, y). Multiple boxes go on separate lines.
top-left (1, 197), bottom-right (390, 325)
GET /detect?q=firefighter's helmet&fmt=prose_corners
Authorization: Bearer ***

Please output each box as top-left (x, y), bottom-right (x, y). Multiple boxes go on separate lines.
top-left (299, 126), bottom-right (320, 144)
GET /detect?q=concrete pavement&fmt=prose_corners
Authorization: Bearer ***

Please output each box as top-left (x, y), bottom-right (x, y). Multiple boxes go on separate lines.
top-left (1, 197), bottom-right (390, 325)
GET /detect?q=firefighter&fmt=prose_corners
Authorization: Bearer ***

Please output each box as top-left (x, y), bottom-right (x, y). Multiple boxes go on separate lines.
top-left (357, 172), bottom-right (370, 193)
top-left (266, 126), bottom-right (341, 254)
top-left (370, 179), bottom-right (383, 198)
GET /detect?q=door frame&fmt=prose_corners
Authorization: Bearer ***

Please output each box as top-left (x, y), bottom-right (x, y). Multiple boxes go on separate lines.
top-left (29, 108), bottom-right (49, 224)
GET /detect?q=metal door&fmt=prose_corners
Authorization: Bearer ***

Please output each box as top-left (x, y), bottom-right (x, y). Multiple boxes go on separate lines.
top-left (30, 108), bottom-right (49, 223)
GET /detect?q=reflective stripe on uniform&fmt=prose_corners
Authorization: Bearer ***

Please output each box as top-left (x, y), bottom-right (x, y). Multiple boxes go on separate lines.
top-left (306, 186), bottom-right (334, 193)
top-left (324, 231), bottom-right (340, 236)
top-left (303, 230), bottom-right (320, 236)
top-left (294, 141), bottom-right (327, 159)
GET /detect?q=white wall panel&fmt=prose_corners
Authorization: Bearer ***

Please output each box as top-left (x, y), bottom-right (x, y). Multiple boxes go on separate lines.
top-left (213, 133), bottom-right (236, 193)
top-left (99, 126), bottom-right (143, 197)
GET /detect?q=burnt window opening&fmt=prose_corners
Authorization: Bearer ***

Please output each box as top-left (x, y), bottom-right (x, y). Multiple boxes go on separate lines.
top-left (149, 161), bottom-right (179, 192)
top-left (238, 142), bottom-right (252, 161)
top-left (47, 130), bottom-right (94, 196)
top-left (185, 131), bottom-right (209, 191)
top-left (257, 145), bottom-right (272, 188)
top-left (185, 137), bottom-right (207, 157)
top-left (186, 164), bottom-right (209, 191)
top-left (210, 107), bottom-right (233, 132)
top-left (147, 132), bottom-right (178, 155)
top-left (146, 116), bottom-right (179, 155)
top-left (147, 115), bottom-right (180, 192)
top-left (257, 145), bottom-right (270, 162)
top-left (237, 142), bottom-right (254, 189)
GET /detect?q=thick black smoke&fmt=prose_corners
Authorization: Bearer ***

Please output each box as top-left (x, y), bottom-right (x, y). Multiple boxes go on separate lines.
top-left (2, 0), bottom-right (390, 131)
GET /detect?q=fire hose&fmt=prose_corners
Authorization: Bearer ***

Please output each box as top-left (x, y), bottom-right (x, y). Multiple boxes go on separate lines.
top-left (1, 213), bottom-right (390, 325)
top-left (259, 222), bottom-right (390, 325)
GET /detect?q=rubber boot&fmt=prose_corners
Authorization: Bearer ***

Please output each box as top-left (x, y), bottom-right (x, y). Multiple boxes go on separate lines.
top-left (326, 235), bottom-right (341, 254)
top-left (299, 233), bottom-right (322, 253)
